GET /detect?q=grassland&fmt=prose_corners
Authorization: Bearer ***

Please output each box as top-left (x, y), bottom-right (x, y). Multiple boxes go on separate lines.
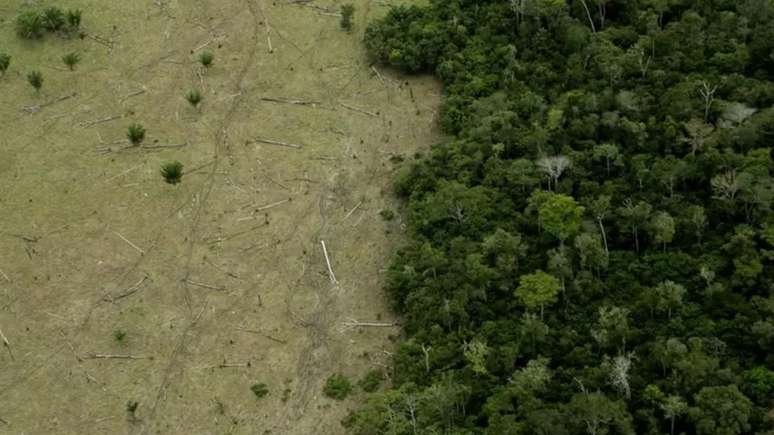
top-left (0, 1), bottom-right (440, 433)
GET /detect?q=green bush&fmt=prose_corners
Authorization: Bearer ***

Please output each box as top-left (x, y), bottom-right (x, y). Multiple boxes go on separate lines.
top-left (127, 124), bottom-right (146, 145)
top-left (16, 11), bottom-right (45, 39)
top-left (27, 70), bottom-right (43, 92)
top-left (250, 383), bottom-right (269, 399)
top-left (160, 161), bottom-right (184, 185)
top-left (0, 54), bottom-right (10, 76)
top-left (185, 89), bottom-right (202, 108)
top-left (197, 51), bottom-right (214, 68)
top-left (42, 7), bottom-right (65, 32)
top-left (340, 4), bottom-right (355, 31)
top-left (113, 329), bottom-right (127, 343)
top-left (358, 369), bottom-right (383, 393)
top-left (323, 374), bottom-right (352, 400)
top-left (66, 9), bottom-right (82, 30)
top-left (62, 52), bottom-right (81, 70)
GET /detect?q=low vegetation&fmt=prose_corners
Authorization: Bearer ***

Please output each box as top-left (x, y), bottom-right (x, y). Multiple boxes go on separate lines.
top-left (160, 161), bottom-right (184, 185)
top-left (62, 52), bottom-right (80, 70)
top-left (250, 383), bottom-right (269, 399)
top-left (0, 53), bottom-right (10, 76)
top-left (126, 124), bottom-right (145, 146)
top-left (16, 7), bottom-right (82, 39)
top-left (323, 374), bottom-right (352, 400)
top-left (197, 51), bottom-right (213, 68)
top-left (26, 70), bottom-right (42, 92)
top-left (340, 4), bottom-right (355, 32)
top-left (185, 89), bottom-right (202, 108)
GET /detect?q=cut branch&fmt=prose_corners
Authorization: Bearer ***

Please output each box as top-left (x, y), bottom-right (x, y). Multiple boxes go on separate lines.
top-left (321, 240), bottom-right (338, 284)
top-left (260, 96), bottom-right (322, 107)
top-left (250, 137), bottom-right (304, 149)
top-left (83, 354), bottom-right (149, 360)
top-left (114, 231), bottom-right (145, 255)
top-left (0, 327), bottom-right (14, 361)
top-left (339, 103), bottom-right (378, 117)
top-left (236, 327), bottom-right (288, 344)
top-left (103, 276), bottom-right (149, 303)
top-left (184, 279), bottom-right (226, 291)
top-left (79, 114), bottom-right (124, 128)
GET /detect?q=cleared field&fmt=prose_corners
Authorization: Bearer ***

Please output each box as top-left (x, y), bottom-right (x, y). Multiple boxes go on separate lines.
top-left (0, 1), bottom-right (440, 433)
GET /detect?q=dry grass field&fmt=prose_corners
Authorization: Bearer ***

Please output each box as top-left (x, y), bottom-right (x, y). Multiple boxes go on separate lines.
top-left (0, 0), bottom-right (440, 433)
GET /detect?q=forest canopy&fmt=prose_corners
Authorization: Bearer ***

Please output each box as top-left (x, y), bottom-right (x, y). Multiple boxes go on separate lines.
top-left (348, 0), bottom-right (774, 434)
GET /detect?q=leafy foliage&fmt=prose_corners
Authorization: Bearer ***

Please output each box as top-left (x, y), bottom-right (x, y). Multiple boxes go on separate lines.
top-left (250, 383), bottom-right (269, 399)
top-left (185, 89), bottom-right (202, 108)
top-left (197, 51), bottom-right (214, 68)
top-left (358, 369), bottom-right (384, 393)
top-left (0, 53), bottom-right (10, 76)
top-left (323, 374), bottom-right (353, 400)
top-left (16, 11), bottom-right (45, 39)
top-left (352, 0), bottom-right (774, 433)
top-left (27, 70), bottom-right (42, 92)
top-left (160, 161), bottom-right (183, 185)
top-left (340, 4), bottom-right (355, 31)
top-left (62, 52), bottom-right (80, 70)
top-left (127, 124), bottom-right (146, 145)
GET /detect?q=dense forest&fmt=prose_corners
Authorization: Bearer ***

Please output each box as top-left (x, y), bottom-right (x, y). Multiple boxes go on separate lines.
top-left (347, 0), bottom-right (774, 434)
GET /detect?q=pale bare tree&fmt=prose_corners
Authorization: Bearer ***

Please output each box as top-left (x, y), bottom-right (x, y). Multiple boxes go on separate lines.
top-left (721, 102), bottom-right (757, 128)
top-left (711, 169), bottom-right (740, 201)
top-left (537, 155), bottom-right (572, 191)
top-left (608, 352), bottom-right (634, 399)
top-left (682, 118), bottom-right (714, 156)
top-left (698, 81), bottom-right (718, 122)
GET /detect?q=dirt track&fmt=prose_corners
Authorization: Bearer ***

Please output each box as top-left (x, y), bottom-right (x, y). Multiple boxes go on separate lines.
top-left (0, 1), bottom-right (440, 433)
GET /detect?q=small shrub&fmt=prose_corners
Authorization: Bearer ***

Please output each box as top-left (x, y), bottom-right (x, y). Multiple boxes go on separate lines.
top-left (161, 161), bottom-right (184, 185)
top-left (323, 374), bottom-right (352, 400)
top-left (379, 209), bottom-right (395, 221)
top-left (0, 54), bottom-right (10, 76)
top-left (358, 369), bottom-right (383, 393)
top-left (16, 11), bottom-right (45, 39)
top-left (62, 52), bottom-right (81, 70)
top-left (250, 383), bottom-right (269, 399)
top-left (197, 51), bottom-right (214, 68)
top-left (113, 329), bottom-right (127, 343)
top-left (66, 9), bottom-right (82, 30)
top-left (340, 4), bottom-right (355, 31)
top-left (126, 401), bottom-right (139, 421)
top-left (42, 7), bottom-right (66, 32)
top-left (27, 70), bottom-right (43, 92)
top-left (185, 89), bottom-right (202, 108)
top-left (127, 124), bottom-right (146, 145)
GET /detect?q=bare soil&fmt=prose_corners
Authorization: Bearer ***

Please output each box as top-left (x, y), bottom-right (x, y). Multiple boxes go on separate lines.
top-left (0, 0), bottom-right (440, 433)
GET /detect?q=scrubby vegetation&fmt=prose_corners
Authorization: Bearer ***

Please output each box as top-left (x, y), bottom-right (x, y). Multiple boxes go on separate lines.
top-left (251, 383), bottom-right (269, 399)
top-left (16, 7), bottom-right (82, 39)
top-left (0, 53), bottom-right (10, 76)
top-left (323, 374), bottom-right (353, 400)
top-left (27, 70), bottom-right (42, 92)
top-left (197, 51), bottom-right (214, 68)
top-left (185, 89), bottom-right (202, 108)
top-left (340, 4), bottom-right (355, 32)
top-left (160, 161), bottom-right (184, 185)
top-left (62, 52), bottom-right (80, 71)
top-left (349, 1), bottom-right (774, 434)
top-left (126, 124), bottom-right (145, 146)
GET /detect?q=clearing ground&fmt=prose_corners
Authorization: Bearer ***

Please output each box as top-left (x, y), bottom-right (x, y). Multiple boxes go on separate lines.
top-left (0, 0), bottom-right (440, 433)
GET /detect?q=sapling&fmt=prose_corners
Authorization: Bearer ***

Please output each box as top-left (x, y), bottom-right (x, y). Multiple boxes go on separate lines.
top-left (197, 51), bottom-right (214, 68)
top-left (27, 70), bottom-right (43, 92)
top-left (0, 54), bottom-right (10, 76)
top-left (66, 9), bottom-right (82, 30)
top-left (185, 89), bottom-right (202, 108)
top-left (161, 161), bottom-right (184, 185)
top-left (340, 4), bottom-right (355, 31)
top-left (113, 329), bottom-right (127, 343)
top-left (127, 124), bottom-right (146, 145)
top-left (62, 52), bottom-right (81, 70)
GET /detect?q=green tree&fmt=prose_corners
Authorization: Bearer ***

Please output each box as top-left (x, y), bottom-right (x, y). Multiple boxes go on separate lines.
top-left (617, 199), bottom-right (652, 253)
top-left (537, 192), bottom-right (584, 246)
top-left (648, 280), bottom-right (687, 319)
top-left (567, 391), bottom-right (634, 435)
top-left (649, 211), bottom-right (675, 251)
top-left (515, 270), bottom-right (561, 319)
top-left (660, 395), bottom-right (688, 435)
top-left (690, 385), bottom-right (753, 435)
top-left (62, 52), bottom-right (80, 70)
